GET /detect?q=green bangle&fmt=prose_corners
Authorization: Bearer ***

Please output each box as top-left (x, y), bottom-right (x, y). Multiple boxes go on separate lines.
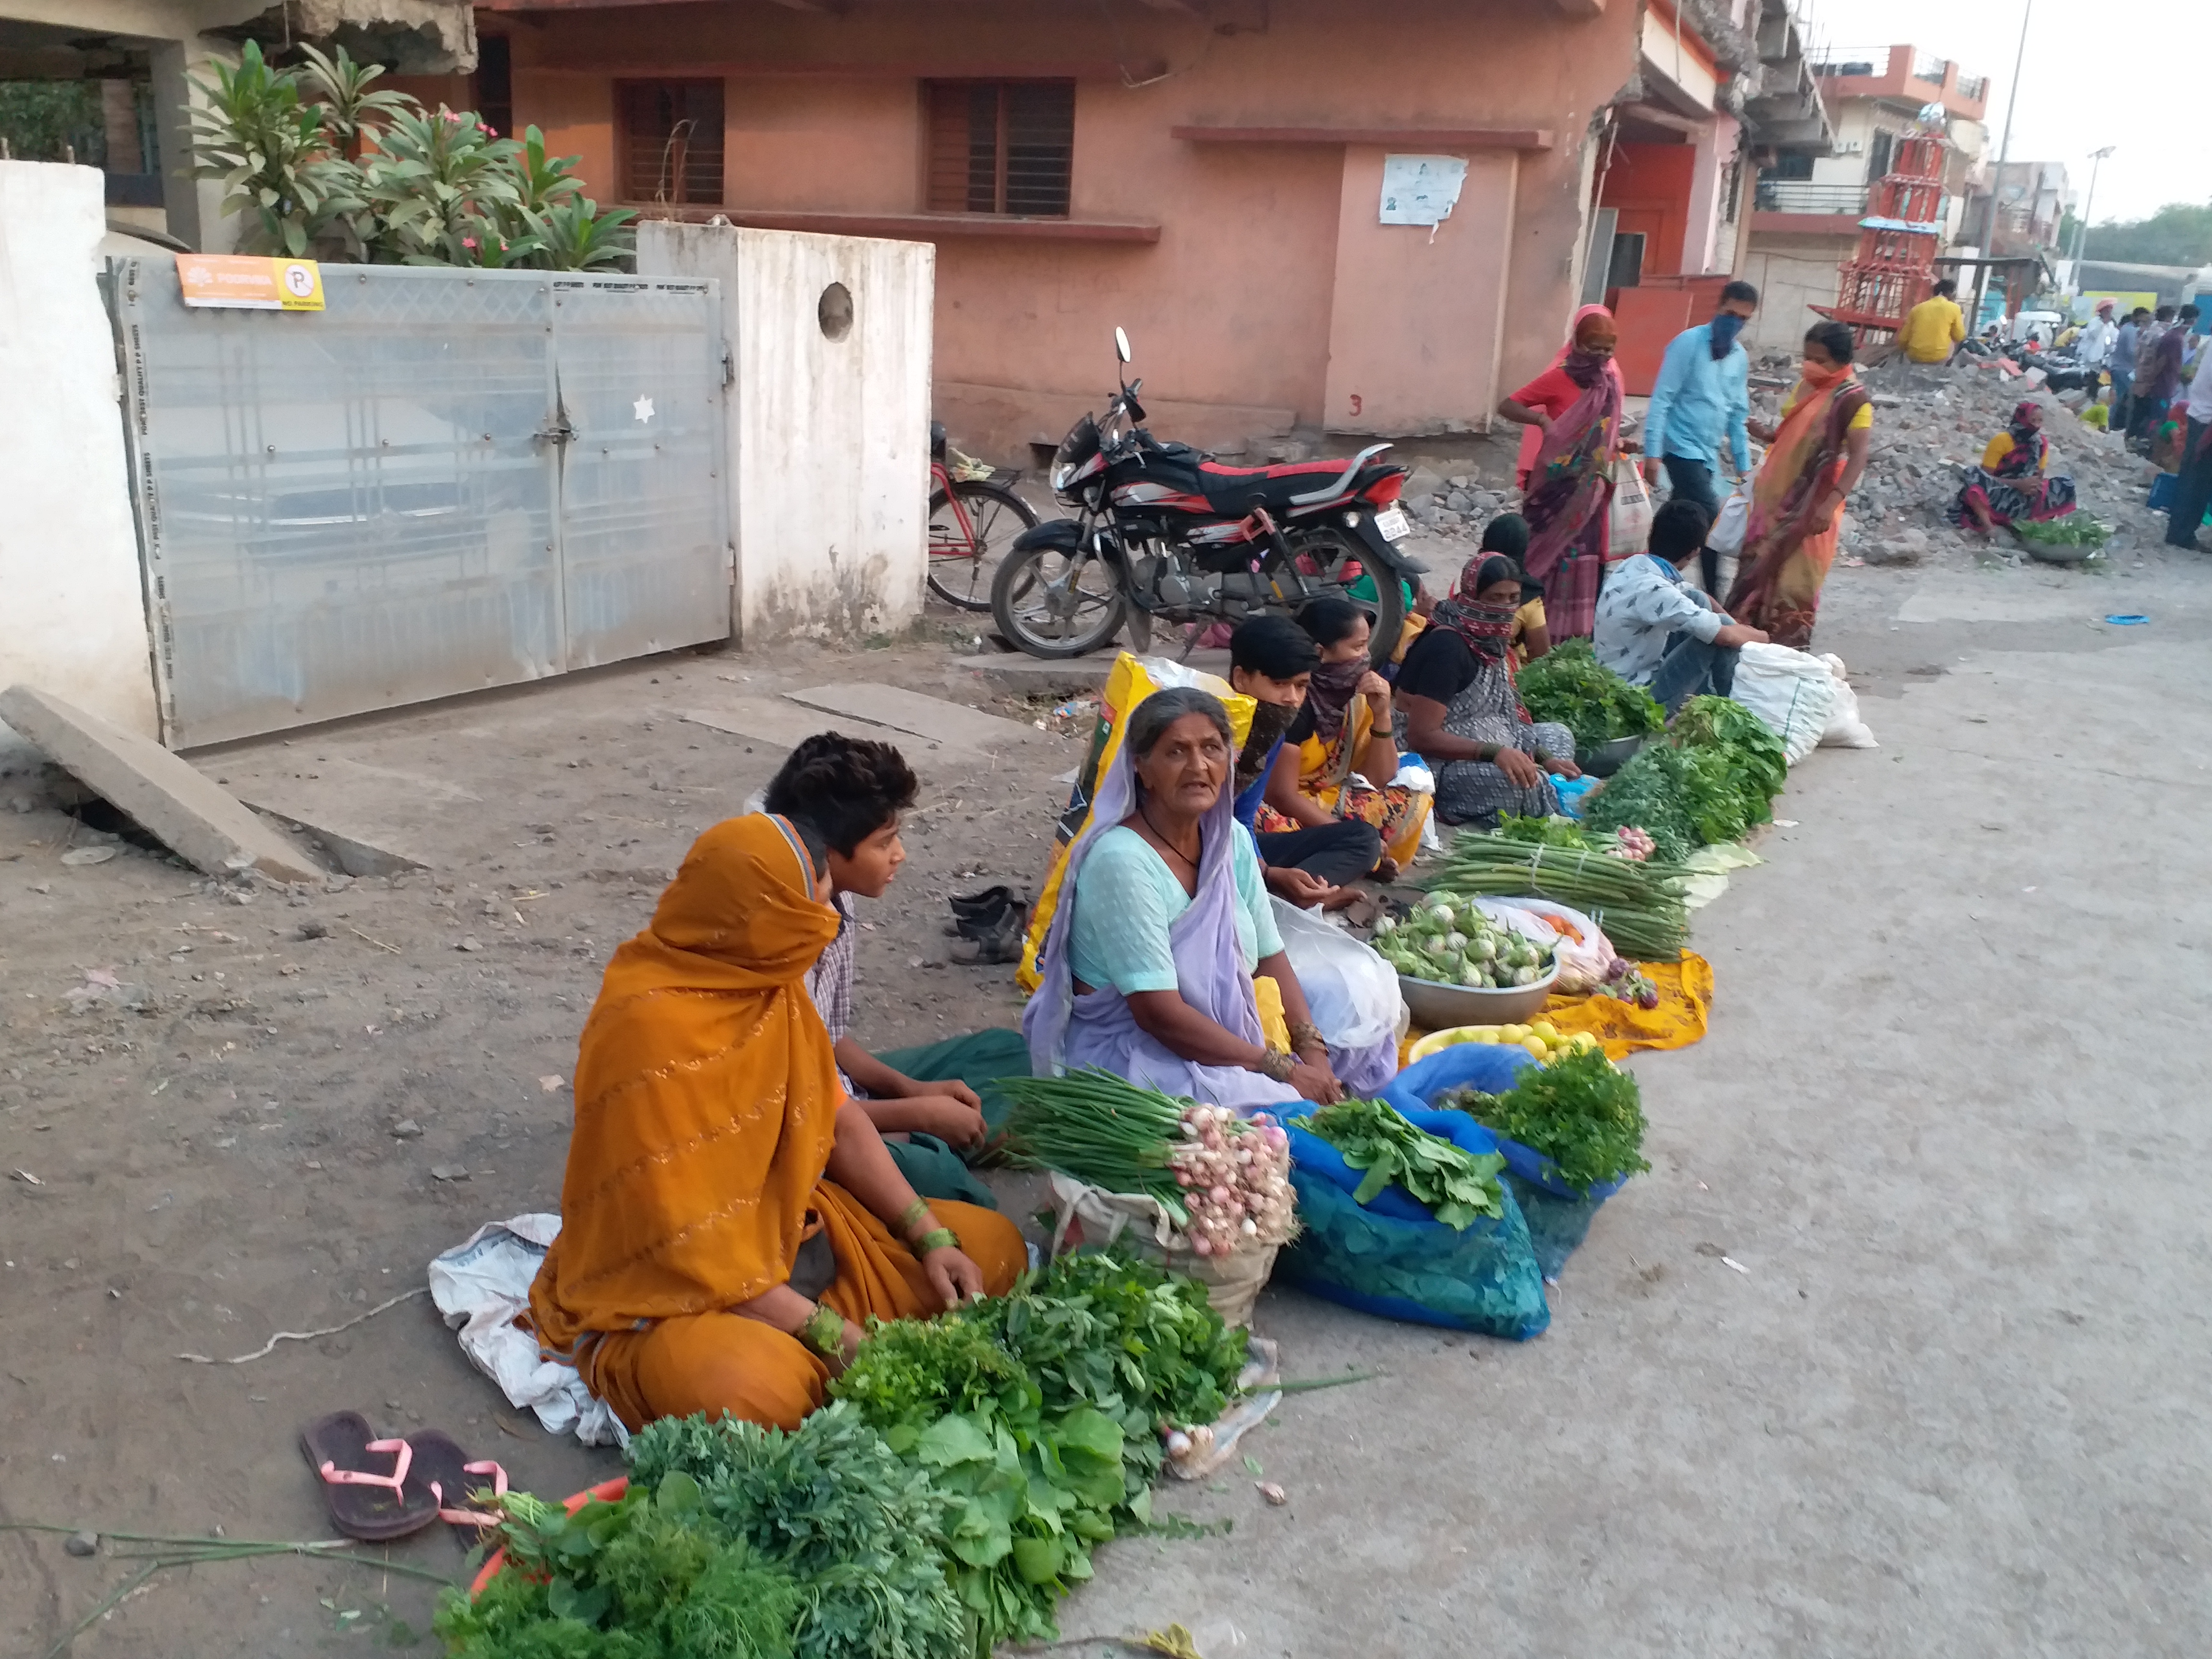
top-left (798, 1304), bottom-right (845, 1357)
top-left (896, 1196), bottom-right (931, 1234)
top-left (913, 1227), bottom-right (958, 1256)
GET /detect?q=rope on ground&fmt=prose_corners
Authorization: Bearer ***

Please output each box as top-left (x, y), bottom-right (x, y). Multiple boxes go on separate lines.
top-left (175, 1286), bottom-right (428, 1365)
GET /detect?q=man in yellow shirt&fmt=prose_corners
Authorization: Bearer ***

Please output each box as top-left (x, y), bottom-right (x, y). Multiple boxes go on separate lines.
top-left (1899, 279), bottom-right (1967, 367)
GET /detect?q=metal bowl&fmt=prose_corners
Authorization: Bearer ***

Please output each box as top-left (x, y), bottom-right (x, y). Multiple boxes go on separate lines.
top-left (1397, 961), bottom-right (1560, 1031)
top-left (2019, 537), bottom-right (2095, 565)
top-left (1576, 734), bottom-right (1645, 777)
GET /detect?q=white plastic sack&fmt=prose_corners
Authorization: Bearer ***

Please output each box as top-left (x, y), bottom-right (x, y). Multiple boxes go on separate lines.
top-left (1046, 1173), bottom-right (1276, 1328)
top-left (428, 1214), bottom-right (628, 1448)
top-left (1706, 479), bottom-right (1752, 556)
top-left (1730, 642), bottom-right (1837, 766)
top-left (1270, 896), bottom-right (1404, 1050)
top-left (1814, 652), bottom-right (1878, 748)
top-left (1609, 458), bottom-right (1654, 556)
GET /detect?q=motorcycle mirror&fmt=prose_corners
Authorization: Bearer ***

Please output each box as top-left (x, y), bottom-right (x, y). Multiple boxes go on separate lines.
top-left (1114, 327), bottom-right (1132, 365)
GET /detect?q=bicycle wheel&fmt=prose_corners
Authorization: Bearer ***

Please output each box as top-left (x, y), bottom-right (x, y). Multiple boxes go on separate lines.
top-left (928, 479), bottom-right (1039, 611)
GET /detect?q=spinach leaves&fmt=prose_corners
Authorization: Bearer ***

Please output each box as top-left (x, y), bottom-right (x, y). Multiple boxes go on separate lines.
top-left (1516, 640), bottom-right (1667, 750)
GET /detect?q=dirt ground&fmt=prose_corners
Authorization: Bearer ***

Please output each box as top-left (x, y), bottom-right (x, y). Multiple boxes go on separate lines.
top-left (4, 467), bottom-right (2211, 1653)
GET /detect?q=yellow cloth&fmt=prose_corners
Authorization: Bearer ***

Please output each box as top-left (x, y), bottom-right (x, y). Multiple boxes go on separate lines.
top-left (1254, 695), bottom-right (1433, 867)
top-left (1979, 432), bottom-right (2049, 473)
top-left (1509, 596), bottom-right (1547, 670)
top-left (528, 812), bottom-right (1024, 1431)
top-left (1782, 383), bottom-right (1875, 431)
top-left (1252, 972), bottom-right (1291, 1053)
top-left (1398, 952), bottom-right (1711, 1068)
top-left (1899, 296), bottom-right (1966, 363)
top-left (1539, 952), bottom-right (1712, 1058)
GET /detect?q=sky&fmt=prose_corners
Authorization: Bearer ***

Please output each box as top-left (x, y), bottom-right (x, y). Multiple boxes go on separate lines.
top-left (1799, 0), bottom-right (2209, 225)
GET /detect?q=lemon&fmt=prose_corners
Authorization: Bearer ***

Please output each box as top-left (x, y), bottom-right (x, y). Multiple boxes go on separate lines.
top-left (1528, 1020), bottom-right (1560, 1043)
top-left (1571, 1032), bottom-right (1602, 1053)
top-left (1520, 1036), bottom-right (1549, 1059)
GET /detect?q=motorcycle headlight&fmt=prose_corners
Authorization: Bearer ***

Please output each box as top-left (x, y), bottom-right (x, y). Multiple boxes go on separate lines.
top-left (1051, 462), bottom-right (1076, 493)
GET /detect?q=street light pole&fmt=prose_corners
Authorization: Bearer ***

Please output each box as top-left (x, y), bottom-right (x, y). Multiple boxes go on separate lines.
top-left (1975, 0), bottom-right (2034, 331)
top-left (2073, 144), bottom-right (2115, 283)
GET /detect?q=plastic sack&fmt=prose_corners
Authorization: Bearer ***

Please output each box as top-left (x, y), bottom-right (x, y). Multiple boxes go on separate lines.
top-left (1046, 1172), bottom-right (1276, 1328)
top-left (1813, 653), bottom-right (1878, 749)
top-left (1275, 1096), bottom-right (1549, 1339)
top-left (1552, 772), bottom-right (1599, 818)
top-left (1730, 642), bottom-right (1837, 765)
top-left (1383, 1045), bottom-right (1626, 1281)
top-left (1018, 653), bottom-right (1255, 992)
top-left (1706, 478), bottom-right (1753, 557)
top-left (1269, 899), bottom-right (1404, 1052)
top-left (1608, 458), bottom-right (1654, 557)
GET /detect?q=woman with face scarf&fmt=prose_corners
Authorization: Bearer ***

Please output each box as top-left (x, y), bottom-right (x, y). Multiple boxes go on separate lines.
top-left (1252, 598), bottom-right (1432, 875)
top-left (1498, 307), bottom-right (1626, 640)
top-left (1396, 554), bottom-right (1582, 827)
top-left (1951, 400), bottom-right (2078, 535)
top-left (1725, 322), bottom-right (1874, 651)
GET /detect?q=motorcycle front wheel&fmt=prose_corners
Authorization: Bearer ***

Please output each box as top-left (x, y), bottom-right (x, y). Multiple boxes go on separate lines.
top-left (989, 541), bottom-right (1129, 659)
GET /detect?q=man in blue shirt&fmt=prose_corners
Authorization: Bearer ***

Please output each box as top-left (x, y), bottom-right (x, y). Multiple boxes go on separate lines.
top-left (1641, 278), bottom-right (1758, 596)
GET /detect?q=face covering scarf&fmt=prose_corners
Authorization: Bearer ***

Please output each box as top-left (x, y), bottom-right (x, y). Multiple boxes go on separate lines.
top-left (1709, 312), bottom-right (1746, 359)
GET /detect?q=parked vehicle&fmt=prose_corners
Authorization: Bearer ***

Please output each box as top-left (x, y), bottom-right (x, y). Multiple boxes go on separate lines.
top-left (989, 329), bottom-right (1425, 663)
top-left (926, 423), bottom-right (1039, 611)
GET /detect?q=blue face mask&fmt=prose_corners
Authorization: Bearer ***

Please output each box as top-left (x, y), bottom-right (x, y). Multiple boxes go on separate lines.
top-left (1709, 312), bottom-right (1746, 358)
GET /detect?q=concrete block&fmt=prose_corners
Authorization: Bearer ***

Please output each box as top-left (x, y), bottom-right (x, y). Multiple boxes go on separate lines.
top-left (783, 682), bottom-right (1042, 752)
top-left (0, 685), bottom-right (324, 883)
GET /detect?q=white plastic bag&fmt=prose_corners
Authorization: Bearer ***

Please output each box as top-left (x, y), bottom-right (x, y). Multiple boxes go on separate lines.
top-left (1707, 478), bottom-right (1753, 556)
top-left (1269, 897), bottom-right (1404, 1050)
top-left (1814, 652), bottom-right (1878, 748)
top-left (1609, 458), bottom-right (1653, 556)
top-left (1730, 642), bottom-right (1837, 765)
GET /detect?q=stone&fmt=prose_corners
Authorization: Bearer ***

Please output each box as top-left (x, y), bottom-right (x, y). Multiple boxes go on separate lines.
top-left (1447, 474), bottom-right (1472, 490)
top-left (0, 686), bottom-right (323, 884)
top-left (63, 1530), bottom-right (97, 1558)
top-left (1864, 539), bottom-right (1924, 567)
top-left (1445, 490), bottom-right (1474, 513)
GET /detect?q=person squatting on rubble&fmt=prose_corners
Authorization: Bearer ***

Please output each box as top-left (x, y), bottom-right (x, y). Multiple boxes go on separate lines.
top-left (1396, 553), bottom-right (1581, 827)
top-left (1594, 498), bottom-right (1768, 715)
top-left (1724, 321), bottom-right (1872, 651)
top-left (1024, 687), bottom-right (1394, 1107)
top-left (1641, 280), bottom-right (1759, 597)
top-left (1951, 400), bottom-right (2079, 536)
top-left (527, 812), bottom-right (1026, 1434)
top-left (1249, 599), bottom-right (1430, 878)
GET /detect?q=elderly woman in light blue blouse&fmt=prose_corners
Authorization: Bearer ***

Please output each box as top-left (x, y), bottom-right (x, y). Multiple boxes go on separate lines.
top-left (1024, 687), bottom-right (1350, 1111)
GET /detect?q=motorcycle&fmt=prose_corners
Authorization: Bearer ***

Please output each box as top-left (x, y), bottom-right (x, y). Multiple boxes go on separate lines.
top-left (989, 328), bottom-right (1426, 665)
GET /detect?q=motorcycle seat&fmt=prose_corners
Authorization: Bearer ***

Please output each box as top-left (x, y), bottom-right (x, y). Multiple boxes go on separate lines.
top-left (1193, 457), bottom-right (1364, 515)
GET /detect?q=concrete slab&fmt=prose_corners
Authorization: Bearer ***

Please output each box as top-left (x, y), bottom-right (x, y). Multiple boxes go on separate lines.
top-left (782, 681), bottom-right (1041, 750)
top-left (202, 754), bottom-right (472, 875)
top-left (680, 697), bottom-right (928, 755)
top-left (950, 648), bottom-right (1236, 697)
top-left (0, 684), bottom-right (324, 883)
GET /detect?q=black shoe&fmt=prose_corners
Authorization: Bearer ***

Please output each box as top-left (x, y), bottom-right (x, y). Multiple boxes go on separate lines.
top-left (949, 884), bottom-right (1013, 920)
top-left (950, 904), bottom-right (1027, 965)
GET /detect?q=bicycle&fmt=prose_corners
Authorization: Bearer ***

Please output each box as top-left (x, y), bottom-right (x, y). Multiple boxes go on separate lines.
top-left (927, 422), bottom-right (1038, 611)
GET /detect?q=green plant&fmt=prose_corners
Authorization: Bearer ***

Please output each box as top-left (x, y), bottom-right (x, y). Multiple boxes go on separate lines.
top-left (187, 41), bottom-right (633, 271)
top-left (1300, 1096), bottom-right (1506, 1229)
top-left (1426, 833), bottom-right (1690, 962)
top-left (1515, 639), bottom-right (1667, 750)
top-left (1443, 1047), bottom-right (1650, 1194)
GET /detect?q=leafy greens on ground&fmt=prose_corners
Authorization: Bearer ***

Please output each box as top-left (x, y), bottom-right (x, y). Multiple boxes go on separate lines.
top-left (1300, 1096), bottom-right (1506, 1229)
top-left (1583, 694), bottom-right (1786, 855)
top-left (1441, 1047), bottom-right (1651, 1194)
top-left (1515, 639), bottom-right (1667, 750)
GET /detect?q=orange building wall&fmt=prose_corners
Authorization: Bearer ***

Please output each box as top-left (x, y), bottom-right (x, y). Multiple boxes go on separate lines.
top-left (1598, 141), bottom-right (1697, 280)
top-left (486, 0), bottom-right (1642, 453)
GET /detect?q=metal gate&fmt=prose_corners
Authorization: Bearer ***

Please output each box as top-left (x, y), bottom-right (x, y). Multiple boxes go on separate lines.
top-left (110, 260), bottom-right (730, 748)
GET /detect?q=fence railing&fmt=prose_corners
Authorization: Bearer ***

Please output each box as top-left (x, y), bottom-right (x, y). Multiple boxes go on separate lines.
top-left (1755, 180), bottom-right (1870, 215)
top-left (1956, 75), bottom-right (1988, 101)
top-left (1810, 46), bottom-right (1891, 76)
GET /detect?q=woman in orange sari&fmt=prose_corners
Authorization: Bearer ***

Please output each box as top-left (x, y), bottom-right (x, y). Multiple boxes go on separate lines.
top-left (1725, 321), bottom-right (1873, 650)
top-left (529, 813), bottom-right (1026, 1433)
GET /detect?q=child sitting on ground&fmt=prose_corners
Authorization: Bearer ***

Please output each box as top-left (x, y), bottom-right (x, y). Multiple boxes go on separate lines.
top-left (762, 733), bottom-right (1029, 1206)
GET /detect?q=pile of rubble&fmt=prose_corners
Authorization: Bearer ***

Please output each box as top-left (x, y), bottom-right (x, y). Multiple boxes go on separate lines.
top-left (1400, 463), bottom-right (1518, 547)
top-left (1837, 353), bottom-right (2173, 566)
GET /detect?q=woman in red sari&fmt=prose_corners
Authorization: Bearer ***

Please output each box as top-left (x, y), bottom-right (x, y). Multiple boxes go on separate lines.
top-left (1725, 322), bottom-right (1873, 650)
top-left (1496, 307), bottom-right (1625, 640)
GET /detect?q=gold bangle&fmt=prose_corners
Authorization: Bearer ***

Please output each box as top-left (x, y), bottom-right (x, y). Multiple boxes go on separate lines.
top-left (913, 1226), bottom-right (958, 1256)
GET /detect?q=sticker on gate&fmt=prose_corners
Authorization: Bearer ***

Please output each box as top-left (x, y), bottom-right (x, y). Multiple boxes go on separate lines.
top-left (179, 255), bottom-right (326, 312)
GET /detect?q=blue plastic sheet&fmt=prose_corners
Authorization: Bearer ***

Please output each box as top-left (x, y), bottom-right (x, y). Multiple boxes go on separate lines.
top-left (1278, 1094), bottom-right (1549, 1339)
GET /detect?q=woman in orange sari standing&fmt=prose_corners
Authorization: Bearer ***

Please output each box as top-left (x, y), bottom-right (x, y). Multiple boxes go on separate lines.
top-left (1725, 321), bottom-right (1873, 650)
top-left (529, 813), bottom-right (1026, 1433)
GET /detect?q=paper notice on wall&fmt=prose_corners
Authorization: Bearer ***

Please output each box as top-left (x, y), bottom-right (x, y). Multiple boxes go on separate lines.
top-left (1379, 155), bottom-right (1468, 228)
top-left (178, 255), bottom-right (325, 311)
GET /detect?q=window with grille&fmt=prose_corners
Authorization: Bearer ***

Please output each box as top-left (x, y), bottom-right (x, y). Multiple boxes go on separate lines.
top-left (617, 80), bottom-right (725, 205)
top-left (925, 81), bottom-right (1074, 216)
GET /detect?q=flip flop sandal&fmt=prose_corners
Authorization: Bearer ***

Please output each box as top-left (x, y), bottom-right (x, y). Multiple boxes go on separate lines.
top-left (300, 1411), bottom-right (439, 1541)
top-left (407, 1431), bottom-right (510, 1533)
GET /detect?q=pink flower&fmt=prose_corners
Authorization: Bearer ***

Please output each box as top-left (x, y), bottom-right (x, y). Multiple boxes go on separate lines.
top-left (443, 110), bottom-right (462, 123)
top-left (482, 125), bottom-right (498, 137)
top-left (462, 236), bottom-right (478, 249)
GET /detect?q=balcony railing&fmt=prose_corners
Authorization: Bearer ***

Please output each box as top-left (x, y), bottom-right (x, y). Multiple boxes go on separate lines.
top-left (1957, 75), bottom-right (1988, 101)
top-left (1911, 52), bottom-right (1949, 84)
top-left (1810, 46), bottom-right (1891, 76)
top-left (1755, 180), bottom-right (1870, 215)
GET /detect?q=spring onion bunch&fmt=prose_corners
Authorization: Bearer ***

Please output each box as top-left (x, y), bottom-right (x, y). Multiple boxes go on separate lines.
top-left (998, 1070), bottom-right (1296, 1257)
top-left (1427, 832), bottom-right (1689, 962)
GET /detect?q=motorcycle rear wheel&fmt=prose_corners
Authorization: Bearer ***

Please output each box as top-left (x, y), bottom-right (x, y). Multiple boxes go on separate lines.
top-left (1282, 528), bottom-right (1410, 670)
top-left (990, 540), bottom-right (1129, 659)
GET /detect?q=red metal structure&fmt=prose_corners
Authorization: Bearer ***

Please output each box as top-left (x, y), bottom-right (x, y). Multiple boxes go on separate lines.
top-left (1818, 131), bottom-right (1948, 345)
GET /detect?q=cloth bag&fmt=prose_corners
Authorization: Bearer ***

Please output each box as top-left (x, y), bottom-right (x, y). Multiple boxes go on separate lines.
top-left (1607, 458), bottom-right (1654, 558)
top-left (1705, 477), bottom-right (1754, 557)
top-left (1046, 1173), bottom-right (1276, 1327)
